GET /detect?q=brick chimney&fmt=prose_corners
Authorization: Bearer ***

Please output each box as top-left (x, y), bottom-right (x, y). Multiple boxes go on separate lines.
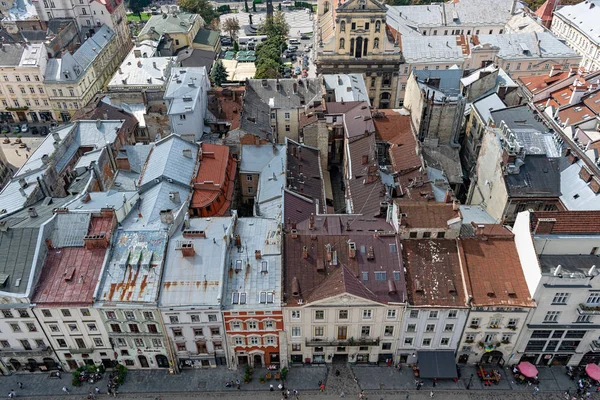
top-left (84, 233), bottom-right (109, 249)
top-left (181, 241), bottom-right (195, 257)
top-left (534, 218), bottom-right (556, 234)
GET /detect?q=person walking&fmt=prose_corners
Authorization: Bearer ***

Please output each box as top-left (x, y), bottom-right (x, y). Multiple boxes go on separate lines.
top-left (532, 386), bottom-right (540, 396)
top-left (62, 387), bottom-right (70, 394)
top-left (16, 383), bottom-right (22, 390)
top-left (236, 379), bottom-right (241, 390)
top-left (95, 387), bottom-right (101, 395)
top-left (430, 391), bottom-right (434, 398)
top-left (319, 383), bottom-right (325, 392)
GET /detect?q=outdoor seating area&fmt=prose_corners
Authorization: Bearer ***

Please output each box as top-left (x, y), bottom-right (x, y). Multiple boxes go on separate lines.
top-left (512, 362), bottom-right (540, 385)
top-left (477, 364), bottom-right (502, 386)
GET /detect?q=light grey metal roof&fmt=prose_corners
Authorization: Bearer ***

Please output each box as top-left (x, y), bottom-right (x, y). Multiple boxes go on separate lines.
top-left (67, 190), bottom-right (138, 213)
top-left (414, 69), bottom-right (463, 99)
top-left (0, 227), bottom-right (41, 296)
top-left (255, 147), bottom-right (286, 220)
top-left (159, 215), bottom-right (236, 307)
top-left (139, 12), bottom-right (201, 37)
top-left (139, 134), bottom-right (198, 187)
top-left (0, 43), bottom-right (26, 67)
top-left (554, 0), bottom-right (600, 44)
top-left (118, 144), bottom-right (154, 174)
top-left (97, 229), bottom-right (168, 304)
top-left (475, 32), bottom-right (579, 60)
top-left (560, 160), bottom-right (600, 210)
top-left (472, 93), bottom-right (507, 125)
top-left (45, 25), bottom-right (115, 83)
top-left (50, 213), bottom-right (91, 247)
top-left (223, 217), bottom-right (282, 309)
top-left (322, 74), bottom-right (370, 104)
top-left (240, 144), bottom-right (284, 173)
top-left (75, 149), bottom-right (103, 171)
top-left (505, 11), bottom-right (546, 34)
top-left (138, 181), bottom-right (188, 226)
top-left (108, 56), bottom-right (172, 89)
top-left (401, 35), bottom-right (466, 63)
top-left (164, 67), bottom-right (210, 115)
top-left (459, 205), bottom-right (498, 224)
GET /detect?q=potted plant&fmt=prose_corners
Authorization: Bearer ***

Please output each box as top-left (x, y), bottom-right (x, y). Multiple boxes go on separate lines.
top-left (495, 342), bottom-right (502, 348)
top-left (15, 133), bottom-right (22, 144)
top-left (469, 325), bottom-right (479, 329)
top-left (477, 341), bottom-right (485, 349)
top-left (280, 367), bottom-right (288, 381)
top-left (259, 375), bottom-right (265, 384)
top-left (507, 325), bottom-right (517, 331)
top-left (502, 339), bottom-right (510, 344)
top-left (465, 339), bottom-right (474, 344)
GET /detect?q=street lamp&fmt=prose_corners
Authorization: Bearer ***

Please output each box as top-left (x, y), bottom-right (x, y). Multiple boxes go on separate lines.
top-left (467, 373), bottom-right (474, 390)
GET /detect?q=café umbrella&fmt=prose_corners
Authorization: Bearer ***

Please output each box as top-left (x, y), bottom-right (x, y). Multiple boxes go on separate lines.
top-left (517, 361), bottom-right (538, 378)
top-left (585, 363), bottom-right (600, 381)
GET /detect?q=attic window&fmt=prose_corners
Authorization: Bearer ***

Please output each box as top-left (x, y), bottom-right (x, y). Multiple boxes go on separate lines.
top-left (362, 272), bottom-right (369, 281)
top-left (0, 274), bottom-right (8, 287)
top-left (260, 292), bottom-right (267, 303)
top-left (267, 292), bottom-right (274, 303)
top-left (261, 261), bottom-right (268, 274)
top-left (505, 282), bottom-right (516, 297)
top-left (63, 267), bottom-right (75, 281)
top-left (235, 260), bottom-right (242, 272)
top-left (240, 293), bottom-right (247, 304)
top-left (389, 243), bottom-right (397, 253)
top-left (484, 281), bottom-right (495, 297)
top-left (232, 292), bottom-right (240, 304)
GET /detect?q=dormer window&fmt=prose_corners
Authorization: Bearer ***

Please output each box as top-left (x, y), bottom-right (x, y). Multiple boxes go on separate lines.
top-left (358, 0), bottom-right (366, 9)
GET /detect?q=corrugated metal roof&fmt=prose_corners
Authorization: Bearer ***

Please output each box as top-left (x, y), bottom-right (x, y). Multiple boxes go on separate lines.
top-left (240, 144), bottom-right (284, 173)
top-left (223, 217), bottom-right (281, 309)
top-left (139, 134), bottom-right (198, 187)
top-left (0, 227), bottom-right (41, 295)
top-left (159, 215), bottom-right (235, 307)
top-left (50, 213), bottom-right (91, 248)
top-left (560, 160), bottom-right (600, 210)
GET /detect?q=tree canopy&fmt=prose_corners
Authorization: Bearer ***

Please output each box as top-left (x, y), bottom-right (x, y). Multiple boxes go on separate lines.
top-left (210, 60), bottom-right (228, 86)
top-left (127, 0), bottom-right (150, 16)
top-left (259, 10), bottom-right (289, 37)
top-left (178, 0), bottom-right (218, 25)
top-left (222, 17), bottom-right (240, 40)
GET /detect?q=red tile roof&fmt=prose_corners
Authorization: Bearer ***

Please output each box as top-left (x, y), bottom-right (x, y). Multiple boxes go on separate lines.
top-left (519, 71), bottom-right (571, 95)
top-left (191, 143), bottom-right (236, 211)
top-left (374, 110), bottom-right (421, 173)
top-left (557, 104), bottom-right (594, 126)
top-left (284, 232), bottom-right (406, 306)
top-left (460, 237), bottom-right (534, 307)
top-left (531, 210), bottom-right (600, 234)
top-left (534, 0), bottom-right (559, 24)
top-left (32, 216), bottom-right (113, 306)
top-left (396, 201), bottom-right (460, 229)
top-left (403, 240), bottom-right (466, 307)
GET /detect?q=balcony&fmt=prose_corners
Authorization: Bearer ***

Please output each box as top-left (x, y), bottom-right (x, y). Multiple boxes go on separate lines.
top-left (306, 337), bottom-right (380, 347)
top-left (69, 347), bottom-right (95, 354)
top-left (487, 325), bottom-right (501, 329)
top-left (1, 346), bottom-right (53, 357)
top-left (578, 304), bottom-right (600, 315)
top-left (590, 341), bottom-right (600, 352)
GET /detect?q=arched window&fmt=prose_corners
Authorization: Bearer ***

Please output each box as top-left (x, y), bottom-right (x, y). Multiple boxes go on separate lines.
top-left (374, 38), bottom-right (379, 49)
top-left (340, 20), bottom-right (345, 32)
top-left (324, 1), bottom-right (329, 12)
top-left (375, 21), bottom-right (381, 32)
top-left (350, 38), bottom-right (355, 54)
top-left (339, 38), bottom-right (345, 49)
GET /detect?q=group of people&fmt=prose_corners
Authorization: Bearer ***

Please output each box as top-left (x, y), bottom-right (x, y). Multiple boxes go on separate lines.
top-left (7, 382), bottom-right (24, 398)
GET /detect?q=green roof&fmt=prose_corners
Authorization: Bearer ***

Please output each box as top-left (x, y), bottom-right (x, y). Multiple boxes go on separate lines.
top-left (139, 12), bottom-right (201, 36)
top-left (193, 29), bottom-right (219, 46)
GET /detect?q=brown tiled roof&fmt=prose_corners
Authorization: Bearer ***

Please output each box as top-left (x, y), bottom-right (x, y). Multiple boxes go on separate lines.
top-left (395, 169), bottom-right (435, 202)
top-left (519, 71), bottom-right (570, 95)
top-left (73, 99), bottom-right (138, 136)
top-left (460, 237), bottom-right (534, 307)
top-left (557, 104), bottom-right (594, 126)
top-left (582, 91), bottom-right (600, 115)
top-left (286, 140), bottom-right (325, 213)
top-left (403, 240), bottom-right (466, 307)
top-left (283, 232), bottom-right (406, 306)
top-left (531, 210), bottom-right (600, 234)
top-left (326, 101), bottom-right (375, 139)
top-left (207, 88), bottom-right (244, 130)
top-left (396, 201), bottom-right (460, 229)
top-left (290, 214), bottom-right (394, 235)
top-left (191, 143), bottom-right (236, 213)
top-left (284, 190), bottom-right (317, 225)
top-left (534, 0), bottom-right (559, 23)
top-left (373, 110), bottom-right (421, 174)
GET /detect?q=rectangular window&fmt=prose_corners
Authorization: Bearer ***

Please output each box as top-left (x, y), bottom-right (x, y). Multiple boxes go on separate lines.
top-left (35, 339), bottom-right (45, 348)
top-left (384, 326), bottom-right (394, 336)
top-left (291, 311), bottom-right (300, 319)
top-left (422, 338), bottom-right (431, 347)
top-left (75, 338), bottom-right (86, 349)
top-left (362, 310), bottom-right (372, 319)
top-left (129, 324), bottom-right (140, 333)
top-left (291, 327), bottom-right (301, 337)
top-left (552, 293), bottom-right (570, 304)
top-left (190, 314), bottom-right (200, 322)
top-left (374, 272), bottom-right (386, 281)
top-left (425, 324), bottom-right (435, 332)
top-left (231, 321), bottom-right (241, 330)
top-left (124, 311), bottom-right (135, 320)
top-left (587, 293), bottom-right (600, 304)
top-left (448, 310), bottom-right (457, 318)
top-left (393, 271), bottom-right (401, 281)
top-left (314, 326), bottom-right (324, 336)
top-left (10, 323), bottom-right (21, 332)
top-left (208, 314), bottom-right (217, 322)
top-left (80, 308), bottom-right (91, 317)
top-left (143, 311), bottom-right (154, 320)
top-left (315, 310), bottom-right (324, 320)
top-left (470, 318), bottom-right (480, 327)
top-left (361, 326), bottom-right (371, 337)
top-left (387, 310), bottom-right (397, 319)
top-left (544, 311), bottom-right (560, 323)
top-left (92, 337), bottom-right (103, 347)
top-left (440, 337), bottom-right (450, 346)
top-left (148, 324), bottom-right (158, 334)
top-left (404, 337), bottom-right (413, 346)
top-left (444, 324), bottom-right (454, 332)
top-left (362, 272), bottom-right (368, 281)
top-left (169, 316), bottom-right (179, 324)
top-left (406, 324), bottom-right (416, 332)
top-left (429, 311), bottom-right (438, 319)
top-left (172, 328), bottom-right (183, 337)
top-left (247, 321), bottom-right (257, 330)
top-left (106, 311), bottom-right (117, 320)
top-left (57, 339), bottom-right (67, 348)
top-left (339, 310), bottom-right (348, 319)
top-left (410, 310), bottom-right (419, 319)
top-left (87, 323), bottom-right (97, 332)
top-left (26, 323), bottom-right (37, 332)
top-left (284, 112), bottom-right (290, 119)
top-left (292, 343), bottom-right (302, 352)
top-left (61, 309), bottom-right (71, 317)
top-left (193, 328), bottom-right (203, 336)
top-left (49, 324), bottom-right (59, 333)
top-left (210, 327), bottom-right (220, 335)
top-left (576, 315), bottom-right (591, 323)
top-left (285, 125), bottom-right (290, 132)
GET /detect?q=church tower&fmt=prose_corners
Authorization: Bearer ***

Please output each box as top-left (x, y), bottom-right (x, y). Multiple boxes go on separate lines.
top-left (314, 0), bottom-right (403, 108)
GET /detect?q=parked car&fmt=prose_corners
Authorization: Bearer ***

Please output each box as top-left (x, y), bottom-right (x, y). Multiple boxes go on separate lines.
top-left (287, 45), bottom-right (298, 51)
top-left (288, 39), bottom-right (300, 45)
top-left (301, 34), bottom-right (310, 40)
top-left (40, 126), bottom-right (49, 136)
top-left (31, 127), bottom-right (39, 135)
top-left (12, 126), bottom-right (20, 133)
top-left (20, 123), bottom-right (28, 132)
top-left (220, 37), bottom-right (232, 45)
top-left (282, 0), bottom-right (293, 5)
top-left (295, 66), bottom-right (301, 75)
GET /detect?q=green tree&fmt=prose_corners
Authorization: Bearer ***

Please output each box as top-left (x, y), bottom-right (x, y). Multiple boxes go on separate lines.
top-left (210, 60), bottom-right (228, 86)
top-left (278, 3), bottom-right (281, 10)
top-left (244, 0), bottom-right (249, 12)
top-left (222, 17), bottom-right (240, 40)
top-left (127, 0), bottom-right (150, 17)
top-left (233, 41), bottom-right (239, 52)
top-left (255, 58), bottom-right (280, 79)
top-left (260, 10), bottom-right (289, 37)
top-left (252, 1), bottom-right (256, 11)
top-left (178, 0), bottom-right (218, 26)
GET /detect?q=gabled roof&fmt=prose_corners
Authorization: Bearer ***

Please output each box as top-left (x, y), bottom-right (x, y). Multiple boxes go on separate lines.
top-left (531, 210), bottom-right (600, 234)
top-left (139, 12), bottom-right (202, 36)
top-left (305, 265), bottom-right (379, 303)
top-left (554, 0), bottom-right (600, 44)
top-left (395, 201), bottom-right (460, 229)
top-left (138, 134), bottom-right (198, 188)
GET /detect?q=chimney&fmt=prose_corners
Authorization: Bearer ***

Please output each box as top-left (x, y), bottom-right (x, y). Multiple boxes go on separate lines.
top-left (18, 178), bottom-right (28, 189)
top-left (159, 209), bottom-right (174, 224)
top-left (291, 229), bottom-right (298, 238)
top-left (379, 202), bottom-right (388, 216)
top-left (83, 233), bottom-right (109, 249)
top-left (302, 245), bottom-right (308, 259)
top-left (169, 191), bottom-right (180, 203)
top-left (298, 146), bottom-right (302, 160)
top-left (534, 217), bottom-right (556, 234)
top-left (41, 154), bottom-right (49, 165)
top-left (27, 207), bottom-right (37, 218)
top-left (96, 119), bottom-right (102, 128)
top-left (309, 214), bottom-right (315, 230)
top-left (276, 79), bottom-right (281, 91)
top-left (326, 243), bottom-right (332, 262)
top-left (387, 279), bottom-right (397, 295)
top-left (548, 65), bottom-right (562, 77)
top-left (52, 131), bottom-right (60, 142)
top-left (475, 223), bottom-right (485, 236)
top-left (293, 82), bottom-right (298, 94)
top-left (180, 241), bottom-right (195, 257)
top-left (367, 246), bottom-right (374, 260)
top-left (348, 242), bottom-right (356, 259)
top-left (452, 200), bottom-right (460, 211)
top-left (81, 192), bottom-right (91, 203)
top-left (292, 277), bottom-right (300, 296)
top-left (153, 61), bottom-right (157, 69)
top-left (255, 250), bottom-right (262, 259)
top-left (362, 154), bottom-right (368, 165)
top-left (579, 165), bottom-right (593, 182)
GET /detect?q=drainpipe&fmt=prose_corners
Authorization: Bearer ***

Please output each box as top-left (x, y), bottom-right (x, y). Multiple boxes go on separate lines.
top-left (156, 311), bottom-right (179, 374)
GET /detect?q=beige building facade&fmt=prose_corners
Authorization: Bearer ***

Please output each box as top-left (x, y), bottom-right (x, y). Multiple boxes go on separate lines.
top-left (315, 0), bottom-right (403, 109)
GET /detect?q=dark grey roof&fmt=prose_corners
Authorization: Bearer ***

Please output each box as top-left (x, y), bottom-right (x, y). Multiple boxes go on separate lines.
top-left (539, 254), bottom-right (600, 276)
top-left (21, 30), bottom-right (48, 42)
top-left (241, 79), bottom-right (322, 139)
top-left (505, 155), bottom-right (561, 198)
top-left (413, 69), bottom-right (463, 96)
top-left (0, 43), bottom-right (25, 66)
top-left (47, 18), bottom-right (76, 34)
top-left (417, 350), bottom-right (458, 379)
top-left (0, 227), bottom-right (41, 295)
top-left (490, 105), bottom-right (547, 132)
top-left (176, 48), bottom-right (215, 70)
top-left (421, 145), bottom-right (463, 184)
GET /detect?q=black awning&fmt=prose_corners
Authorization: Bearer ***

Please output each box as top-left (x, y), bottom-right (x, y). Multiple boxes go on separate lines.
top-left (417, 350), bottom-right (458, 379)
